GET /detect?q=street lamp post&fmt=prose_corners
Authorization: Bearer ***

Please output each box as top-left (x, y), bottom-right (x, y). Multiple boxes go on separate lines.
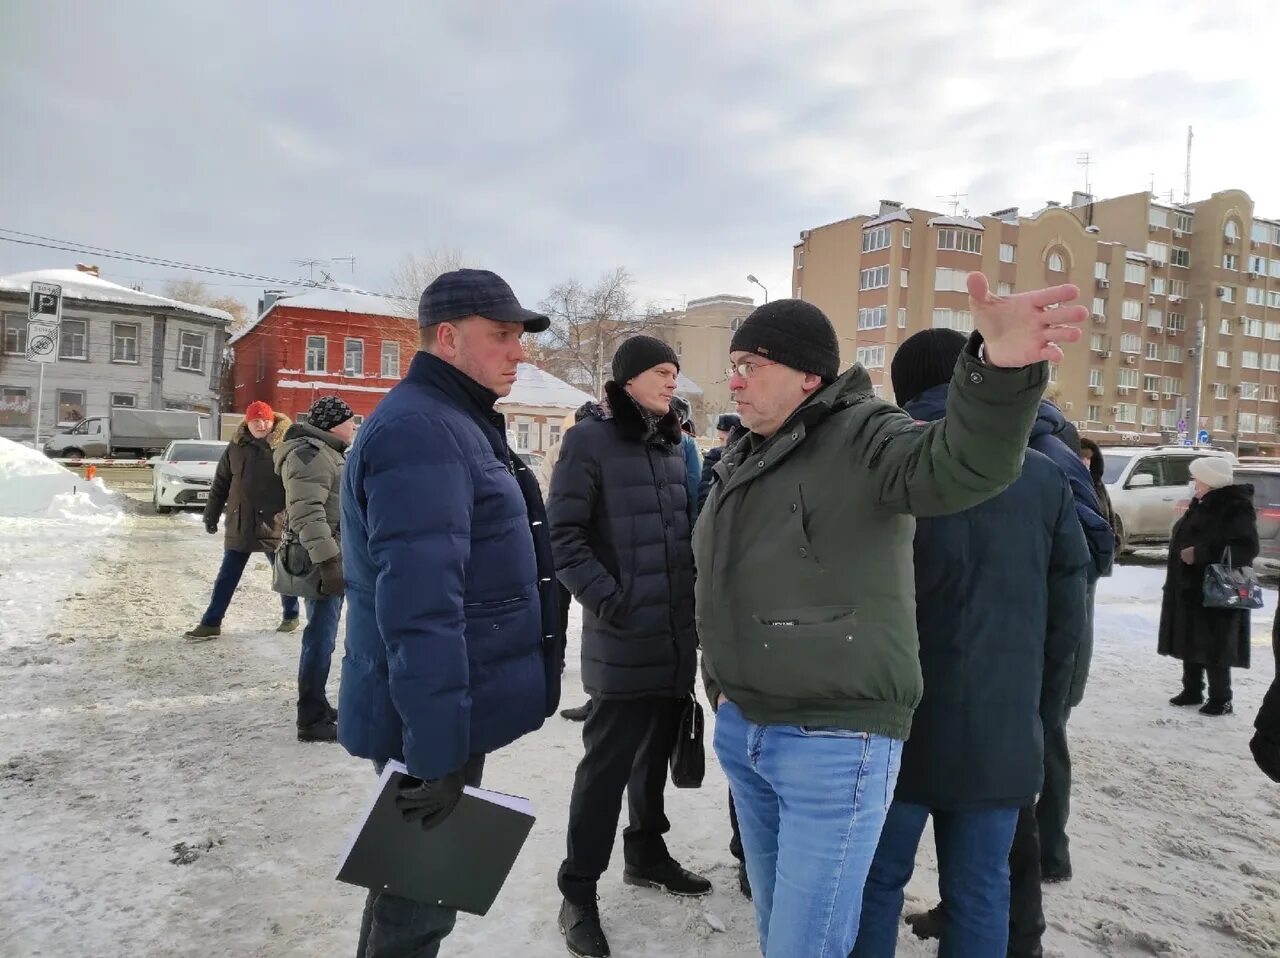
top-left (747, 274), bottom-right (769, 304)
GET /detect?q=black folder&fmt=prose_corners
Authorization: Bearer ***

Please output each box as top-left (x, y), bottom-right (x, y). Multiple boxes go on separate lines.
top-left (336, 760), bottom-right (536, 916)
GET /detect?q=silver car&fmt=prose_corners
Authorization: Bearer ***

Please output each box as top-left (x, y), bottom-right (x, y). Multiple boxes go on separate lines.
top-left (151, 439), bottom-right (227, 514)
top-left (1101, 445), bottom-right (1236, 553)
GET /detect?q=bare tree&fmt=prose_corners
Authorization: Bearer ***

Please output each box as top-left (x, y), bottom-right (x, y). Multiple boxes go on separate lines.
top-left (162, 281), bottom-right (251, 332)
top-left (533, 267), bottom-right (659, 397)
top-left (387, 248), bottom-right (473, 318)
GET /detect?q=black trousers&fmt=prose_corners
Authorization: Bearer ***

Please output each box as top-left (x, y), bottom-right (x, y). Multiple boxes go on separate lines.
top-left (1007, 802), bottom-right (1046, 958)
top-left (1036, 713), bottom-right (1072, 876)
top-left (558, 696), bottom-right (680, 903)
top-left (1183, 660), bottom-right (1232, 701)
top-left (728, 788), bottom-right (744, 862)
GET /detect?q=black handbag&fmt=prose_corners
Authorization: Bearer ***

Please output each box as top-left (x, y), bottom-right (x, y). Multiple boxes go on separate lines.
top-left (1202, 546), bottom-right (1264, 611)
top-left (271, 521), bottom-right (325, 601)
top-left (669, 694), bottom-right (705, 789)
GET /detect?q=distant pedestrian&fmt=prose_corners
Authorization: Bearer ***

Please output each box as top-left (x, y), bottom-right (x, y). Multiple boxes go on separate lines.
top-left (1160, 456), bottom-right (1259, 716)
top-left (185, 401), bottom-right (296, 641)
top-left (1078, 437), bottom-right (1116, 535)
top-left (275, 395), bottom-right (355, 742)
top-left (696, 412), bottom-right (742, 517)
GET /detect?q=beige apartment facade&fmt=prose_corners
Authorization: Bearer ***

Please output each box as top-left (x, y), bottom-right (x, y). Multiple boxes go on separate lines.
top-left (792, 190), bottom-right (1280, 453)
top-left (650, 293), bottom-right (754, 434)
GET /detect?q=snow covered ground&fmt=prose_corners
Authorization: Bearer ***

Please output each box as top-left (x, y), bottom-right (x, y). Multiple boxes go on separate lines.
top-left (0, 466), bottom-right (1277, 957)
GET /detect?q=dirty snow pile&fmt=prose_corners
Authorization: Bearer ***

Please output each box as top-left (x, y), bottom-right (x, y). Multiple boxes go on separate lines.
top-left (0, 436), bottom-right (124, 647)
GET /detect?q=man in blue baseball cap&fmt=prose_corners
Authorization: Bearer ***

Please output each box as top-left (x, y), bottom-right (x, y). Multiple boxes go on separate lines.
top-left (339, 268), bottom-right (563, 956)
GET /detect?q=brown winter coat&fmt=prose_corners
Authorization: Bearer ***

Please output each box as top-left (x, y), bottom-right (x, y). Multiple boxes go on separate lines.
top-left (203, 414), bottom-right (291, 553)
top-left (1158, 483), bottom-right (1259, 670)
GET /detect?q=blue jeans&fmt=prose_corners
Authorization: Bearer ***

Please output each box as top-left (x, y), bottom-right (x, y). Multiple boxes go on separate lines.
top-left (713, 700), bottom-right (902, 958)
top-left (853, 801), bottom-right (1020, 958)
top-left (298, 595), bottom-right (341, 726)
top-left (200, 549), bottom-right (298, 626)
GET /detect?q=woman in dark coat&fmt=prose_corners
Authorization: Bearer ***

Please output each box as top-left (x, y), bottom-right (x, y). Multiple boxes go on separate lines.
top-left (184, 403), bottom-right (297, 640)
top-left (1159, 455), bottom-right (1259, 715)
top-left (1079, 437), bottom-right (1115, 533)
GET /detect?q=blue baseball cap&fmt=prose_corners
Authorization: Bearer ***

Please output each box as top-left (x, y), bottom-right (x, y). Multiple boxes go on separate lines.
top-left (418, 268), bottom-right (549, 333)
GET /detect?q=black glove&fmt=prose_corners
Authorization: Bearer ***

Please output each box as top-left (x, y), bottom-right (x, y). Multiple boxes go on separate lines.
top-left (394, 771), bottom-right (466, 831)
top-left (205, 519), bottom-right (218, 535)
top-left (318, 556), bottom-right (345, 596)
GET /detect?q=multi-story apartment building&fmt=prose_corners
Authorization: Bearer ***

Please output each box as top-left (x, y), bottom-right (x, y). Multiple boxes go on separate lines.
top-left (650, 293), bottom-right (754, 431)
top-left (792, 189), bottom-right (1280, 453)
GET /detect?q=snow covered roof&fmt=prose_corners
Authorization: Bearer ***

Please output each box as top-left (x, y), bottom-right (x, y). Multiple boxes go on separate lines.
top-left (0, 269), bottom-right (232, 323)
top-left (676, 372), bottom-right (703, 397)
top-left (864, 209), bottom-right (913, 228)
top-left (497, 364), bottom-right (595, 410)
top-left (926, 215), bottom-right (985, 231)
top-left (230, 285), bottom-right (411, 344)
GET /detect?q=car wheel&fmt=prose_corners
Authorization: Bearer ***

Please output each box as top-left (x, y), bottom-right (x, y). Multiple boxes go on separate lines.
top-left (63, 447), bottom-right (84, 459)
top-left (154, 489), bottom-right (172, 515)
top-left (1114, 514), bottom-right (1129, 554)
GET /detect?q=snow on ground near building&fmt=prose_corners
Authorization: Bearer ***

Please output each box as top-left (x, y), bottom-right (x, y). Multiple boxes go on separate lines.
top-left (0, 437), bottom-right (124, 651)
top-left (0, 494), bottom-right (1277, 956)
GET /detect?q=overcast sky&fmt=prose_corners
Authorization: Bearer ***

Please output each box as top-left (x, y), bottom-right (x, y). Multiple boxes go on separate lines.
top-left (3, 0), bottom-right (1277, 316)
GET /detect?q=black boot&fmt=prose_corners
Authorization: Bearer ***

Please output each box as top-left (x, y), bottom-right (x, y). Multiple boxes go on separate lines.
top-left (905, 903), bottom-right (943, 941)
top-left (297, 718), bottom-right (337, 742)
top-left (1200, 699), bottom-right (1233, 716)
top-left (1169, 688), bottom-right (1204, 706)
top-left (560, 700), bottom-right (594, 722)
top-left (737, 862), bottom-right (752, 900)
top-left (559, 897), bottom-right (609, 958)
top-left (623, 859), bottom-right (712, 897)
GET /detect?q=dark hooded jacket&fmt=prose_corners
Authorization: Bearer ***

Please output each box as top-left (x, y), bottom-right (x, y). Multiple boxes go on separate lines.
top-left (547, 380), bottom-right (697, 700)
top-left (204, 413), bottom-right (291, 553)
top-left (1158, 483), bottom-right (1259, 670)
top-left (893, 385), bottom-right (1090, 809)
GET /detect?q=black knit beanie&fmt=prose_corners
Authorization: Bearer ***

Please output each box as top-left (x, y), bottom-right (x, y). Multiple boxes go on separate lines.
top-left (729, 300), bottom-right (840, 382)
top-left (611, 335), bottom-right (679, 385)
top-left (308, 395), bottom-right (355, 431)
top-left (890, 328), bottom-right (967, 406)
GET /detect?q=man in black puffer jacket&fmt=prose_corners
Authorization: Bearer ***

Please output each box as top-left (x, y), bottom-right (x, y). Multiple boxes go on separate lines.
top-left (548, 334), bottom-right (707, 958)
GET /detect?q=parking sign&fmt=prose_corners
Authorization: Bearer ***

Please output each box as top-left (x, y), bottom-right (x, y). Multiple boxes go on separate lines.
top-left (28, 281), bottom-right (63, 326)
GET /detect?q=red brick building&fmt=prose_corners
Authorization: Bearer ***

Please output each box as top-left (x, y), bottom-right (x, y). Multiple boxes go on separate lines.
top-left (229, 287), bottom-right (415, 424)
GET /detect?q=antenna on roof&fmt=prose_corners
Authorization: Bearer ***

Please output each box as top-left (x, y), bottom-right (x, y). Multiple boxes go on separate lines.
top-left (936, 191), bottom-right (968, 216)
top-left (331, 256), bottom-right (355, 279)
top-left (1183, 125), bottom-right (1194, 204)
top-left (292, 258), bottom-right (325, 281)
top-left (1076, 152), bottom-right (1093, 197)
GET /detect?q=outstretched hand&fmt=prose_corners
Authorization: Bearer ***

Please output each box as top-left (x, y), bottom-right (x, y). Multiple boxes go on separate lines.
top-left (969, 272), bottom-right (1088, 368)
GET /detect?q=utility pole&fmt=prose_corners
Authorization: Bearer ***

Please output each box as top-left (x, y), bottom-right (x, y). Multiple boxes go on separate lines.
top-left (1183, 125), bottom-right (1194, 205)
top-left (1189, 302), bottom-right (1205, 446)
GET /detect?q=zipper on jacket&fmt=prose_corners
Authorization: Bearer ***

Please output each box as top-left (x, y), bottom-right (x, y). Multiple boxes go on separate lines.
top-left (869, 432), bottom-right (895, 468)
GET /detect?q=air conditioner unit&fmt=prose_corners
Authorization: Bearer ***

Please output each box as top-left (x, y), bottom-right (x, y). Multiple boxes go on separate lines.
top-left (1064, 401), bottom-right (1073, 411)
top-left (1106, 424), bottom-right (1116, 431)
top-left (1117, 385), bottom-right (1133, 394)
top-left (1089, 385), bottom-right (1103, 395)
top-left (1249, 271), bottom-right (1262, 280)
top-left (1110, 405), bottom-right (1120, 414)
top-left (1148, 295), bottom-right (1157, 305)
top-left (1148, 223), bottom-right (1159, 233)
top-left (1216, 287), bottom-right (1226, 298)
top-left (1152, 259), bottom-right (1167, 269)
top-left (1099, 349), bottom-right (1112, 358)
top-left (1174, 229), bottom-right (1185, 238)
top-left (1092, 312), bottom-right (1107, 324)
top-left (1147, 391), bottom-right (1160, 400)
top-left (1170, 295), bottom-right (1183, 303)
top-left (1097, 278), bottom-right (1110, 289)
top-left (1125, 356), bottom-right (1137, 365)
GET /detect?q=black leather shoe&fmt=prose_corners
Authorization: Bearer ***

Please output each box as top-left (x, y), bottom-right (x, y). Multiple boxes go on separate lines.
top-left (559, 897), bottom-right (609, 958)
top-left (1200, 699), bottom-right (1233, 716)
top-left (737, 862), bottom-right (752, 900)
top-left (623, 860), bottom-right (712, 897)
top-left (560, 701), bottom-right (594, 722)
top-left (1169, 689), bottom-right (1204, 706)
top-left (1041, 866), bottom-right (1073, 883)
top-left (297, 719), bottom-right (337, 742)
top-left (905, 904), bottom-right (943, 940)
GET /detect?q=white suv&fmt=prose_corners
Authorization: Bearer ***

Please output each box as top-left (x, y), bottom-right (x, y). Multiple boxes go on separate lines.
top-left (1099, 445), bottom-right (1237, 553)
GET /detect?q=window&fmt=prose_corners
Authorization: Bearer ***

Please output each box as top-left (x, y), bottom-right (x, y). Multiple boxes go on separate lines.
top-left (873, 384), bottom-right (884, 398)
top-left (305, 336), bottom-right (327, 373)
top-left (57, 390), bottom-right (85, 425)
top-left (1169, 279), bottom-right (1188, 298)
top-left (111, 323), bottom-right (139, 363)
top-left (1221, 318), bottom-right (1233, 336)
top-left (381, 341), bottom-right (400, 378)
top-left (1213, 415), bottom-right (1227, 431)
top-left (1266, 353), bottom-right (1280, 372)
top-left (1245, 318), bottom-right (1264, 338)
top-left (1150, 276), bottom-right (1166, 296)
top-left (999, 243), bottom-right (1015, 263)
top-left (1124, 262), bottom-right (1146, 284)
top-left (1091, 297), bottom-right (1105, 317)
top-left (856, 345), bottom-right (886, 368)
top-left (1095, 262), bottom-right (1109, 280)
top-left (1121, 333), bottom-right (1141, 353)
top-left (1240, 412), bottom-right (1257, 433)
top-left (515, 421), bottom-right (531, 451)
top-left (1268, 385), bottom-right (1279, 402)
top-left (1088, 368), bottom-right (1102, 388)
top-left (1272, 259), bottom-right (1280, 279)
top-left (902, 228), bottom-right (911, 249)
top-left (1160, 410), bottom-right (1177, 429)
top-left (1175, 213), bottom-right (1193, 234)
top-left (795, 250), bottom-right (804, 269)
top-left (938, 229), bottom-right (982, 254)
top-left (1166, 345), bottom-right (1183, 363)
top-left (862, 225), bottom-right (892, 253)
top-left (58, 318), bottom-right (88, 360)
top-left (858, 307), bottom-right (888, 330)
top-left (899, 267), bottom-right (909, 288)
top-left (1224, 253), bottom-right (1239, 271)
top-left (931, 309), bottom-right (974, 333)
top-left (934, 268), bottom-right (968, 292)
top-left (1221, 286), bottom-right (1236, 304)
top-left (3, 313), bottom-right (27, 355)
top-left (897, 308), bottom-right (907, 329)
top-left (1214, 382), bottom-right (1229, 399)
top-left (1243, 351), bottom-right (1260, 369)
top-left (1088, 404), bottom-right (1102, 422)
top-left (1048, 252), bottom-right (1066, 272)
top-left (1148, 207), bottom-right (1169, 229)
top-left (1262, 415), bottom-right (1276, 435)
top-left (0, 386), bottom-right (31, 426)
top-left (344, 338), bottom-right (364, 376)
top-left (1171, 247), bottom-right (1190, 268)
top-left (1249, 255), bottom-right (1267, 274)
top-left (549, 423), bottom-right (562, 445)
top-left (1268, 322), bottom-right (1280, 341)
top-left (1090, 333), bottom-right (1108, 352)
top-left (1123, 299), bottom-right (1142, 322)
top-left (997, 282), bottom-right (1015, 297)
top-left (1048, 364), bottom-right (1059, 384)
top-left (1119, 368), bottom-right (1139, 388)
top-left (1217, 350), bottom-right (1231, 368)
top-left (177, 330), bottom-right (206, 373)
top-left (111, 393), bottom-right (136, 408)
top-left (1167, 313), bottom-right (1185, 333)
top-left (1130, 458), bottom-right (1163, 486)
top-left (1142, 408), bottom-right (1158, 428)
top-left (794, 286), bottom-right (802, 299)
top-left (1162, 376), bottom-right (1182, 395)
top-left (1241, 382), bottom-right (1260, 399)
top-left (1146, 341), bottom-right (1160, 360)
top-left (1225, 220), bottom-right (1241, 241)
top-left (1271, 291), bottom-right (1280, 309)
top-left (1147, 309), bottom-right (1164, 330)
top-left (1147, 242), bottom-right (1169, 263)
top-left (1249, 287), bottom-right (1267, 306)
top-left (1115, 403), bottom-right (1136, 423)
top-left (1253, 222), bottom-right (1273, 244)
top-left (860, 266), bottom-right (890, 290)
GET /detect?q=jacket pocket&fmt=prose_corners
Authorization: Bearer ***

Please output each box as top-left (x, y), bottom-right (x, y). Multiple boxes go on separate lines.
top-left (739, 605), bottom-right (859, 699)
top-left (464, 595), bottom-right (529, 614)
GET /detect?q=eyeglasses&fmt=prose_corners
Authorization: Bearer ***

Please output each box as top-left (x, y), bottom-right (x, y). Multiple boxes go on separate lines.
top-left (726, 359), bottom-right (777, 380)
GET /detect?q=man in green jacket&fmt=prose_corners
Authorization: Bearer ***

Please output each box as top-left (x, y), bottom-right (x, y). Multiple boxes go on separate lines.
top-left (696, 272), bottom-right (1086, 958)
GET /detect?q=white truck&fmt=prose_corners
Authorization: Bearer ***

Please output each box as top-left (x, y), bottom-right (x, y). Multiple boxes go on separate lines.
top-left (43, 409), bottom-right (211, 459)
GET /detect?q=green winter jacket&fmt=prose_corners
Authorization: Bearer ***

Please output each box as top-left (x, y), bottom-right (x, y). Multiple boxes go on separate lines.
top-left (694, 341), bottom-right (1047, 740)
top-left (273, 422), bottom-right (348, 564)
